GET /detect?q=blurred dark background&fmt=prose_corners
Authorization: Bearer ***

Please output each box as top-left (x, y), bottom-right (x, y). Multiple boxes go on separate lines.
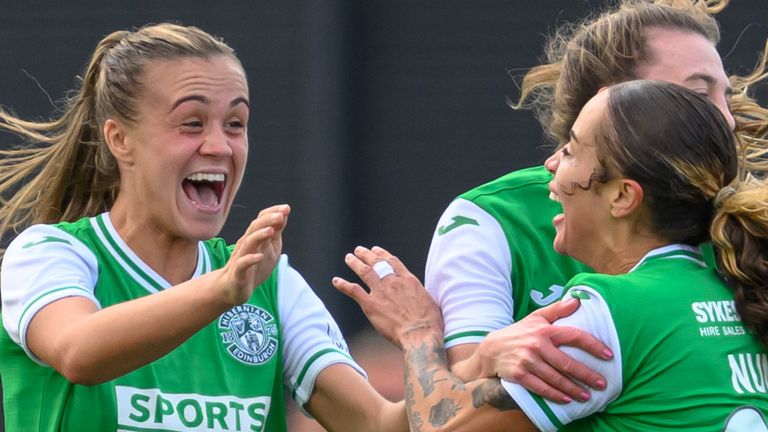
top-left (0, 1), bottom-right (765, 428)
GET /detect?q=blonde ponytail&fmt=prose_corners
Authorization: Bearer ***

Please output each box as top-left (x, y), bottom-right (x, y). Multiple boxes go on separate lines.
top-left (711, 175), bottom-right (768, 346)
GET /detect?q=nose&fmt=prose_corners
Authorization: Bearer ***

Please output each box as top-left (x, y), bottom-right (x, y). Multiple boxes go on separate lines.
top-left (544, 150), bottom-right (560, 174)
top-left (200, 127), bottom-right (233, 157)
top-left (717, 102), bottom-right (736, 132)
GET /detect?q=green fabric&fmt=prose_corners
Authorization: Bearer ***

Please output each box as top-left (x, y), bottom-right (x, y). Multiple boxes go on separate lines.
top-left (562, 251), bottom-right (767, 431)
top-left (0, 215), bottom-right (288, 431)
top-left (460, 165), bottom-right (592, 320)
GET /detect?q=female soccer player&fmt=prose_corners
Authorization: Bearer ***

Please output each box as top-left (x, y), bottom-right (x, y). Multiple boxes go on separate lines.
top-left (422, 0), bottom-right (768, 403)
top-left (336, 80), bottom-right (768, 431)
top-left (0, 23), bottom-right (406, 432)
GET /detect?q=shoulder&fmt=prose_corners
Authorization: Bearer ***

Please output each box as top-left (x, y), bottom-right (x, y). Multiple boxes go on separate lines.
top-left (6, 221), bottom-right (96, 262)
top-left (563, 273), bottom-right (642, 316)
top-left (203, 237), bottom-right (233, 260)
top-left (460, 166), bottom-right (552, 202)
top-left (565, 272), bottom-right (620, 291)
top-left (53, 215), bottom-right (98, 237)
top-left (458, 166), bottom-right (558, 219)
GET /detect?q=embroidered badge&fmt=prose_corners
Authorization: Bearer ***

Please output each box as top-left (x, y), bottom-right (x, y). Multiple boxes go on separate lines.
top-left (219, 304), bottom-right (278, 365)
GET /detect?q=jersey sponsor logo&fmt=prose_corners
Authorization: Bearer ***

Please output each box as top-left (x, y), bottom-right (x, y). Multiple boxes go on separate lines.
top-left (437, 215), bottom-right (479, 235)
top-left (728, 352), bottom-right (767, 395)
top-left (219, 304), bottom-right (278, 365)
top-left (530, 284), bottom-right (566, 306)
top-left (116, 386), bottom-right (271, 432)
top-left (692, 300), bottom-right (741, 323)
top-left (21, 235), bottom-right (71, 249)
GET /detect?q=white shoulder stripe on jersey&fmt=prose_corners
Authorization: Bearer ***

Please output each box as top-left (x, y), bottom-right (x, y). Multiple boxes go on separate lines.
top-left (198, 241), bottom-right (211, 276)
top-left (629, 244), bottom-right (705, 272)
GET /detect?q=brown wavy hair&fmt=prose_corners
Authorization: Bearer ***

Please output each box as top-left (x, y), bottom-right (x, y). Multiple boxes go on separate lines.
top-left (516, 0), bottom-right (767, 153)
top-left (0, 23), bottom-right (239, 254)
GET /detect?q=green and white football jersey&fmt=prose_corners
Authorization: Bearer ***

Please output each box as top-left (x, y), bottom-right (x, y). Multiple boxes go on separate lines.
top-left (502, 245), bottom-right (768, 431)
top-left (0, 213), bottom-right (362, 432)
top-left (426, 165), bottom-right (592, 348)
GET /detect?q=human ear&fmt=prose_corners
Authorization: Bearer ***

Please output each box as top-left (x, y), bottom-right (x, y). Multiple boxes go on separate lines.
top-left (103, 118), bottom-right (134, 165)
top-left (609, 179), bottom-right (644, 218)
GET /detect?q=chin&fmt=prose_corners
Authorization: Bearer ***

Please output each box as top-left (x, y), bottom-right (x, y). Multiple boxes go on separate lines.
top-left (182, 218), bottom-right (226, 241)
top-left (553, 230), bottom-right (568, 256)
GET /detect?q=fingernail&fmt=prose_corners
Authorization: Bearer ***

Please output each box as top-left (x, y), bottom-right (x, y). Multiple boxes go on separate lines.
top-left (595, 379), bottom-right (606, 390)
top-left (603, 348), bottom-right (614, 359)
top-left (561, 395), bottom-right (572, 404)
top-left (580, 391), bottom-right (591, 402)
top-left (563, 296), bottom-right (578, 304)
top-left (372, 245), bottom-right (382, 252)
top-left (345, 253), bottom-right (354, 261)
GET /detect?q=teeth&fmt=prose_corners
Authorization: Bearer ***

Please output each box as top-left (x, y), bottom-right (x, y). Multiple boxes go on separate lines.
top-left (186, 173), bottom-right (225, 182)
top-left (549, 192), bottom-right (561, 202)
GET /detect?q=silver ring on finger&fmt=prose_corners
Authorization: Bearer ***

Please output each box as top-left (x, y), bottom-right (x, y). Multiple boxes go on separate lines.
top-left (372, 260), bottom-right (396, 279)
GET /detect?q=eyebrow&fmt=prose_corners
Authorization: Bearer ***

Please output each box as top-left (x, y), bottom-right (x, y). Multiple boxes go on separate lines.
top-left (169, 95), bottom-right (250, 113)
top-left (684, 73), bottom-right (734, 97)
top-left (230, 96), bottom-right (250, 109)
top-left (569, 130), bottom-right (582, 146)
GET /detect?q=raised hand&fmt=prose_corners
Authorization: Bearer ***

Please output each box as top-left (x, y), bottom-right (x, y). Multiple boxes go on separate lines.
top-left (219, 204), bottom-right (290, 306)
top-left (333, 246), bottom-right (444, 349)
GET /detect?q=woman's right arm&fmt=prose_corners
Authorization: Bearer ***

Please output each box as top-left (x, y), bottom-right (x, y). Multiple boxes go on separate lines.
top-left (4, 205), bottom-right (289, 385)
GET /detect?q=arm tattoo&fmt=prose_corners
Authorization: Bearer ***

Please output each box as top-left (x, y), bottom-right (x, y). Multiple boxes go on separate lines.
top-left (404, 334), bottom-right (505, 430)
top-left (411, 341), bottom-right (451, 397)
top-left (405, 383), bottom-right (424, 432)
top-left (429, 398), bottom-right (462, 427)
top-left (471, 379), bottom-right (520, 411)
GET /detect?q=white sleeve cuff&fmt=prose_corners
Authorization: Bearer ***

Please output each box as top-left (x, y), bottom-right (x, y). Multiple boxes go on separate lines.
top-left (1, 225), bottom-right (100, 365)
top-left (276, 256), bottom-right (365, 408)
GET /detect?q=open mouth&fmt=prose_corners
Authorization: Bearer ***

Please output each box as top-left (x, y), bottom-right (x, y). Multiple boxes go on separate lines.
top-left (182, 172), bottom-right (226, 209)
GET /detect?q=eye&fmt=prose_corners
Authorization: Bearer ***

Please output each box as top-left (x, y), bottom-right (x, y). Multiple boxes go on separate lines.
top-left (180, 119), bottom-right (203, 133)
top-left (225, 118), bottom-right (246, 133)
top-left (560, 145), bottom-right (572, 157)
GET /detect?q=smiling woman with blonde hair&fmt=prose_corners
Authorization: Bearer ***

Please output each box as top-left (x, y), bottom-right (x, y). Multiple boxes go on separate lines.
top-left (0, 23), bottom-right (409, 432)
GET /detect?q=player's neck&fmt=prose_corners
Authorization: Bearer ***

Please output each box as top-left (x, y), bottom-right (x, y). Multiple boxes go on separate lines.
top-left (107, 209), bottom-right (199, 285)
top-left (584, 224), bottom-right (667, 275)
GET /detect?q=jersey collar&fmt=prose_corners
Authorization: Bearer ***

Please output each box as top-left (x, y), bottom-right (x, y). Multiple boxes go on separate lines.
top-left (629, 244), bottom-right (706, 273)
top-left (90, 212), bottom-right (211, 293)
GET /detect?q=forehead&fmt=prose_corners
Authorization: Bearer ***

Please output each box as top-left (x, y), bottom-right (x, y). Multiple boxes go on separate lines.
top-left (572, 90), bottom-right (610, 140)
top-left (138, 55), bottom-right (248, 110)
top-left (635, 28), bottom-right (727, 85)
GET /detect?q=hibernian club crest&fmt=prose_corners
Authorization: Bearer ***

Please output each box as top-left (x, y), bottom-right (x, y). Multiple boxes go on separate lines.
top-left (218, 304), bottom-right (278, 365)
